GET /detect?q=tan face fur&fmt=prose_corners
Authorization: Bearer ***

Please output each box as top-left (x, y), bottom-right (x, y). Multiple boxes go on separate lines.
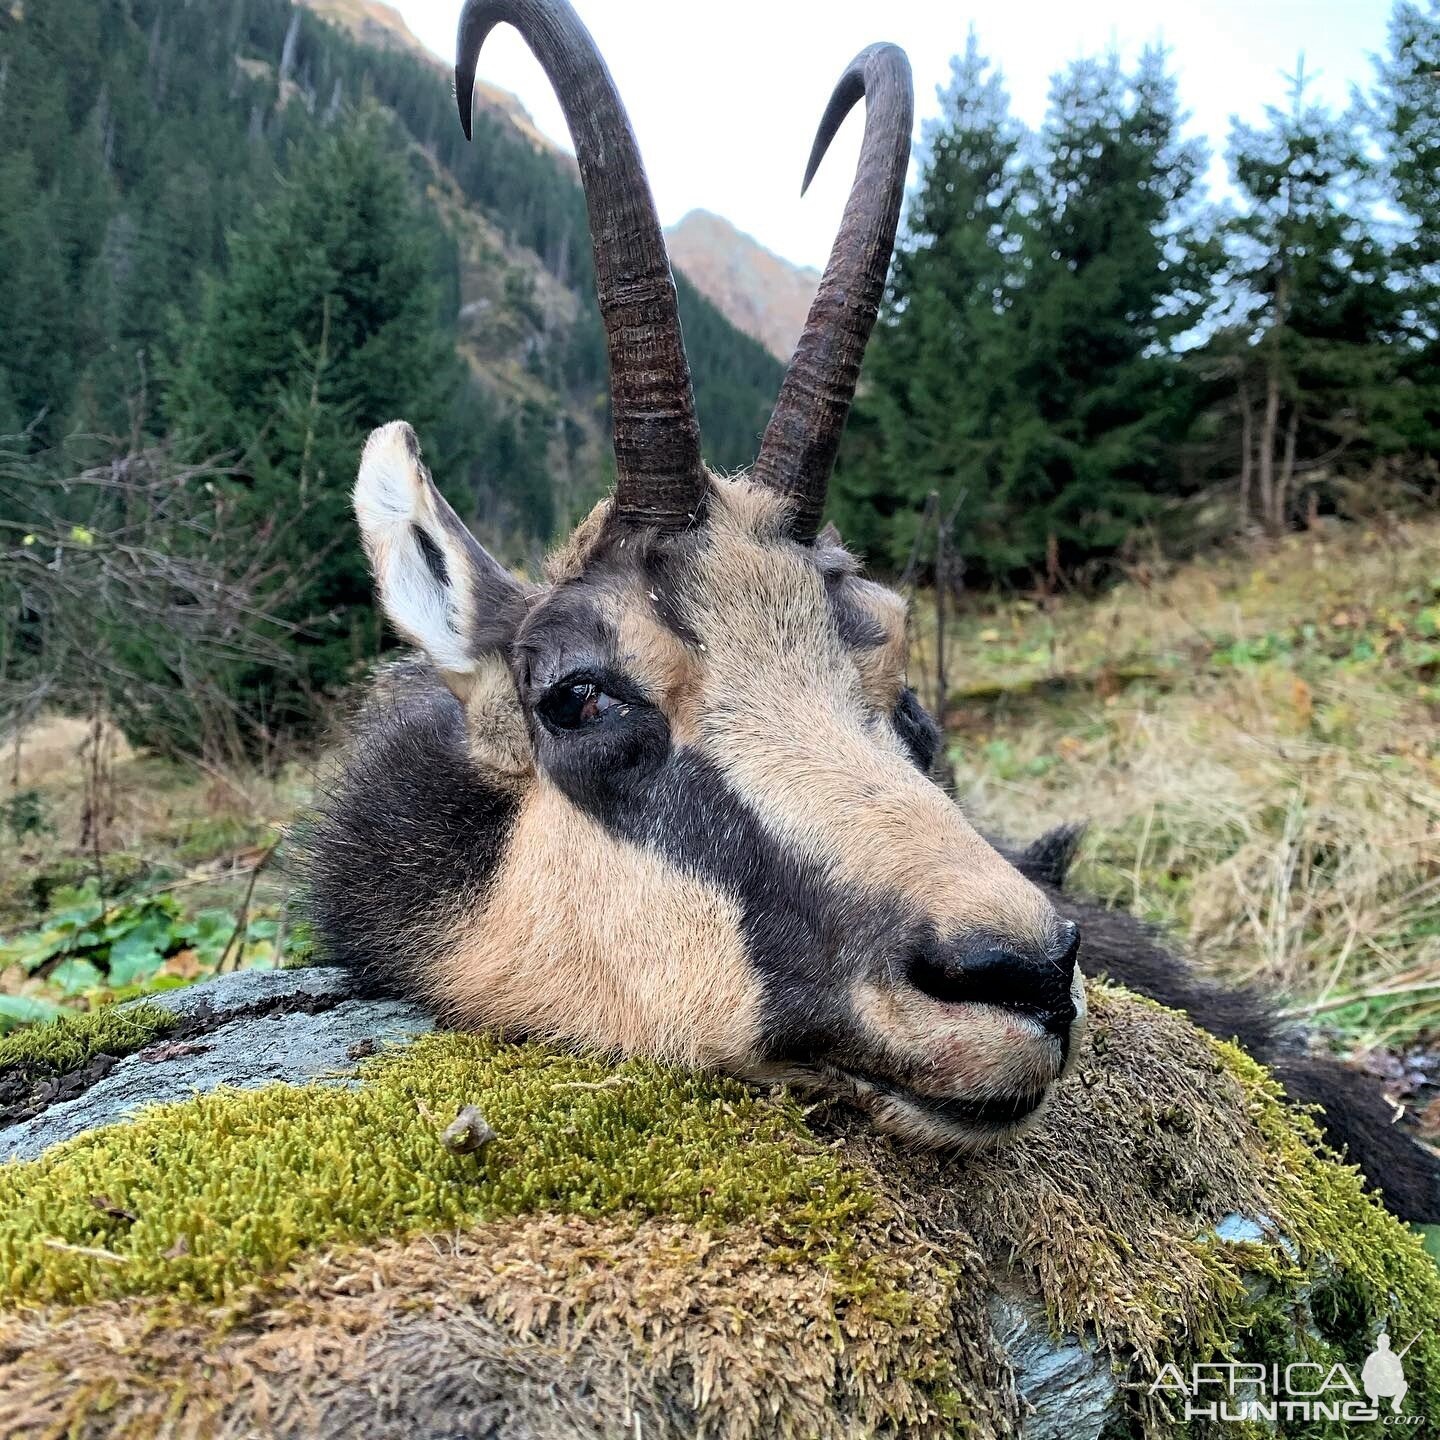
top-left (346, 421), bottom-right (1086, 1149)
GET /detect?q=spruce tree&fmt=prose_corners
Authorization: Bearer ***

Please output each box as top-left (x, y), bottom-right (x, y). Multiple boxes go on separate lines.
top-left (832, 32), bottom-right (1027, 571)
top-left (838, 41), bottom-right (1210, 585)
top-left (1219, 64), bottom-right (1400, 533)
top-left (1002, 47), bottom-right (1210, 583)
top-left (165, 107), bottom-right (466, 728)
top-left (1365, 0), bottom-right (1440, 456)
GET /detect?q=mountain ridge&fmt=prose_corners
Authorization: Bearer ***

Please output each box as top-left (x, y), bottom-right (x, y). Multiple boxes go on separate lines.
top-left (298, 0), bottom-right (567, 159)
top-left (666, 209), bottom-right (819, 363)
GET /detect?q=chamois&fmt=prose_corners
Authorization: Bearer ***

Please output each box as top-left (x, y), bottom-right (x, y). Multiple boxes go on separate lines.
top-left (306, 0), bottom-right (1440, 1219)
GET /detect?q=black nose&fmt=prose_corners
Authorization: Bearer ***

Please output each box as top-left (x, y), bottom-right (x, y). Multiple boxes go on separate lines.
top-left (904, 921), bottom-right (1080, 1034)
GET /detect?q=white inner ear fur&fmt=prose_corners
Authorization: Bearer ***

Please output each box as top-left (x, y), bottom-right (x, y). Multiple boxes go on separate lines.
top-left (354, 421), bottom-right (477, 676)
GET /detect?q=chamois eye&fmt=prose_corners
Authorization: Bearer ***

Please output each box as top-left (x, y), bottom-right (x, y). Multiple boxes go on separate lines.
top-left (539, 680), bottom-right (622, 731)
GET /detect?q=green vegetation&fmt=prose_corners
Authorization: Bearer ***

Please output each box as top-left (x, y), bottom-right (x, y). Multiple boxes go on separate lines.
top-left (3, 984), bottom-right (1439, 1435)
top-left (0, 880), bottom-right (299, 1030)
top-left (1191, 1035), bottom-right (1440, 1435)
top-left (0, 731), bottom-right (309, 1026)
top-left (0, 1002), bottom-right (176, 1074)
top-left (163, 109), bottom-right (468, 727)
top-left (0, 0), bottom-right (781, 749)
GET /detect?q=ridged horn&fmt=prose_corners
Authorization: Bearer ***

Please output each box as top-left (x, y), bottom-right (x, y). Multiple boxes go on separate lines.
top-left (456, 0), bottom-right (706, 529)
top-left (752, 44), bottom-right (913, 542)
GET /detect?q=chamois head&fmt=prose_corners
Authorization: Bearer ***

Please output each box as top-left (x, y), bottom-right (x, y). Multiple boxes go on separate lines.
top-left (321, 0), bottom-right (1085, 1149)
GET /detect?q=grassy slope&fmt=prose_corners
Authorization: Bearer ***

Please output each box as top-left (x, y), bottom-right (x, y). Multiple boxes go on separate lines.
top-left (918, 515), bottom-right (1440, 1050)
top-left (0, 731), bottom-right (309, 1024)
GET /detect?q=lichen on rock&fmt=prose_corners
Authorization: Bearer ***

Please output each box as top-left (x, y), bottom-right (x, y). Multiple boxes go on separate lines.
top-left (0, 974), bottom-right (1437, 1439)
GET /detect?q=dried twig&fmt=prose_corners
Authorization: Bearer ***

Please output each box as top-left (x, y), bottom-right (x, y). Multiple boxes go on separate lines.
top-left (1280, 977), bottom-right (1440, 1020)
top-left (216, 839), bottom-right (279, 974)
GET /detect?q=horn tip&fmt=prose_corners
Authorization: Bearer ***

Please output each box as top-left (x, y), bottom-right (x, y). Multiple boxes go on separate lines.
top-left (454, 73), bottom-right (474, 141)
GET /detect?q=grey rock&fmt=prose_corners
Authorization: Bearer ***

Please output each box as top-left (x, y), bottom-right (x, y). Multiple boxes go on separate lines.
top-left (0, 968), bottom-right (433, 1163)
top-left (141, 964), bottom-right (358, 1021)
top-left (1214, 1212), bottom-right (1270, 1246)
top-left (988, 1285), bottom-right (1119, 1440)
top-left (986, 1209), bottom-right (1290, 1439)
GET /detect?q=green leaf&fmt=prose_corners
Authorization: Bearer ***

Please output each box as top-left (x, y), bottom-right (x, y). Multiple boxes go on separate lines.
top-left (46, 901), bottom-right (105, 938)
top-left (48, 958), bottom-right (105, 996)
top-left (0, 927), bottom-right (74, 973)
top-left (0, 994), bottom-right (66, 1033)
top-left (48, 883), bottom-right (101, 912)
top-left (188, 910), bottom-right (237, 968)
top-left (107, 916), bottom-right (176, 986)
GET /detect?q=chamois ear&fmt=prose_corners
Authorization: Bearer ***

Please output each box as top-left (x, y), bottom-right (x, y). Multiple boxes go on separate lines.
top-left (354, 421), bottom-right (528, 698)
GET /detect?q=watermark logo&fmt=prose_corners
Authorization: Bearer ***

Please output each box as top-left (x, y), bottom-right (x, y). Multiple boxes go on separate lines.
top-left (1365, 1333), bottom-right (1412, 1415)
top-left (1150, 1332), bottom-right (1422, 1426)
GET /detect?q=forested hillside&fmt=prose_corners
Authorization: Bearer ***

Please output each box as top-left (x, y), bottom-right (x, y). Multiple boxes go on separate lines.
top-left (0, 0), bottom-right (780, 475)
top-left (0, 0), bottom-right (781, 742)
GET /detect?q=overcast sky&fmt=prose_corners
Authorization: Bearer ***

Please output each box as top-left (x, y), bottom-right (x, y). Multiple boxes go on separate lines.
top-left (393, 0), bottom-right (1392, 271)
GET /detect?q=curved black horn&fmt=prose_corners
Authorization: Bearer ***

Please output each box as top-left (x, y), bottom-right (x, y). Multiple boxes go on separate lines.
top-left (752, 44), bottom-right (913, 542)
top-left (456, 0), bottom-right (706, 529)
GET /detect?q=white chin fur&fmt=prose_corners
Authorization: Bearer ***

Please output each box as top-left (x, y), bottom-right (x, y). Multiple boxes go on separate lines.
top-left (767, 980), bottom-right (1089, 1153)
top-left (864, 1088), bottom-right (1054, 1152)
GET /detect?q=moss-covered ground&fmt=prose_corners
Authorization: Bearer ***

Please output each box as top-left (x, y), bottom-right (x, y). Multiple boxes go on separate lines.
top-left (0, 1030), bottom-right (886, 1308)
top-left (3, 984), bottom-right (1439, 1437)
top-left (0, 1002), bottom-right (176, 1077)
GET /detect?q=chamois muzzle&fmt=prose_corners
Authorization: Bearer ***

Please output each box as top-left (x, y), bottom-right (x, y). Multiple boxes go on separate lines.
top-left (903, 921), bottom-right (1082, 1037)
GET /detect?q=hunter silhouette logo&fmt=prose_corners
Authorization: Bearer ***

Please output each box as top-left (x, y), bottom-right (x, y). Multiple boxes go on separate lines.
top-left (1151, 1330), bottom-right (1424, 1425)
top-left (1363, 1332), bottom-right (1417, 1414)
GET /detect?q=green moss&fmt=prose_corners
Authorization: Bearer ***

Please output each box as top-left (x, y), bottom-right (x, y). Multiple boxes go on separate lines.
top-left (6, 993), bottom-right (1440, 1436)
top-left (0, 1001), bottom-right (177, 1076)
top-left (0, 1032), bottom-right (879, 1307)
top-left (1153, 1037), bottom-right (1440, 1432)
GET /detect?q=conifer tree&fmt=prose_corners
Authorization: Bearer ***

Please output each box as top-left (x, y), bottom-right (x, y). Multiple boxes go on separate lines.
top-left (165, 108), bottom-right (466, 726)
top-left (832, 33), bottom-right (1027, 570)
top-left (837, 41), bottom-right (1209, 585)
top-left (1365, 0), bottom-right (1440, 457)
top-left (1218, 64), bottom-right (1399, 533)
top-left (1002, 47), bottom-right (1209, 582)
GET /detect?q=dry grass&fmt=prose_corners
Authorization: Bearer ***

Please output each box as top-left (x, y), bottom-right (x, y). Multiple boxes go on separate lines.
top-left (0, 716), bottom-right (308, 918)
top-left (2, 714), bottom-right (134, 791)
top-left (920, 515), bottom-right (1440, 1049)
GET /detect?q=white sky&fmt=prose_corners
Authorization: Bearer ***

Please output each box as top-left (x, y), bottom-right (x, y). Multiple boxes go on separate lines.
top-left (394, 0), bottom-right (1393, 271)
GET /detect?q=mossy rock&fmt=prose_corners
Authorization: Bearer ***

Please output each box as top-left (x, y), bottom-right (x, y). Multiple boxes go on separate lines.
top-left (1, 972), bottom-right (1437, 1439)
